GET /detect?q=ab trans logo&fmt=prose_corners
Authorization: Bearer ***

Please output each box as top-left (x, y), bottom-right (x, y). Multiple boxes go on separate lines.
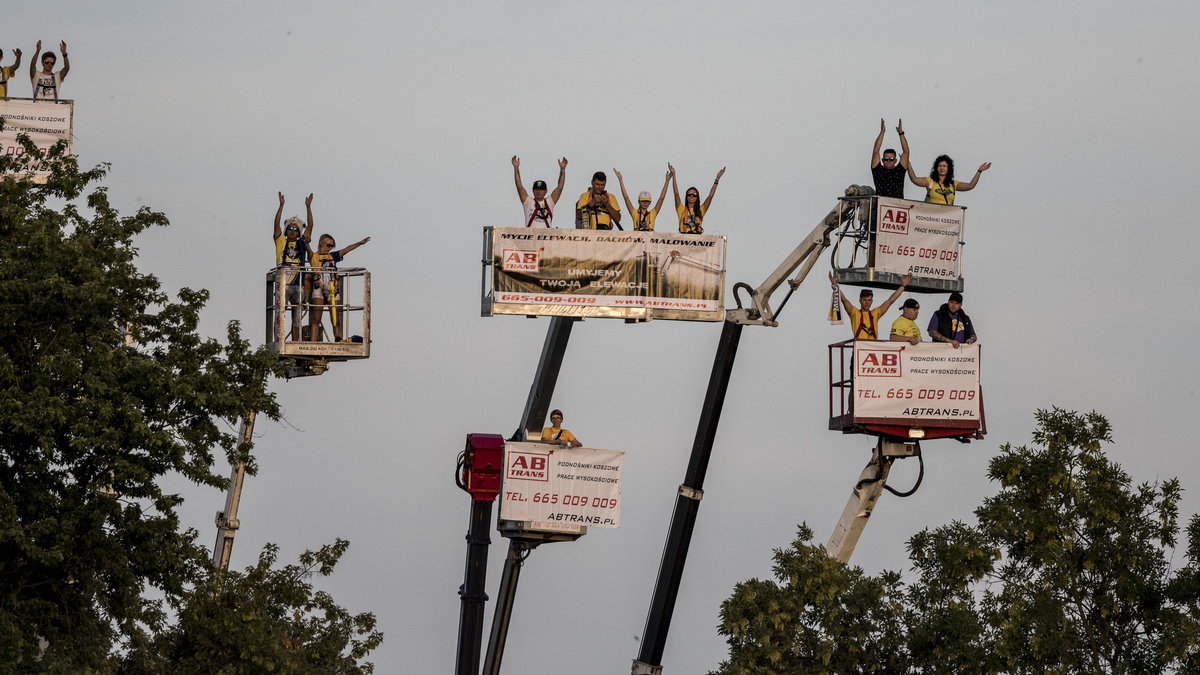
top-left (857, 349), bottom-right (902, 377)
top-left (501, 248), bottom-right (542, 273)
top-left (506, 451), bottom-right (550, 482)
top-left (878, 206), bottom-right (911, 235)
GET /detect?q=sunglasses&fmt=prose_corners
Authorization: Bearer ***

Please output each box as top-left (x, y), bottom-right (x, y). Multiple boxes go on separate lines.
top-left (882, 157), bottom-right (897, 162)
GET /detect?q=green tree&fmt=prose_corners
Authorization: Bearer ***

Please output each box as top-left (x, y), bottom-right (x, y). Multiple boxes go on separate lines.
top-left (0, 138), bottom-right (379, 671)
top-left (713, 408), bottom-right (1200, 674)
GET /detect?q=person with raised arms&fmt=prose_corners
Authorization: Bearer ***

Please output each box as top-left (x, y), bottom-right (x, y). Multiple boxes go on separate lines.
top-left (669, 163), bottom-right (724, 234)
top-left (0, 47), bottom-right (22, 98)
top-left (512, 155), bottom-right (567, 227)
top-left (29, 40), bottom-right (69, 101)
top-left (613, 166), bottom-right (671, 232)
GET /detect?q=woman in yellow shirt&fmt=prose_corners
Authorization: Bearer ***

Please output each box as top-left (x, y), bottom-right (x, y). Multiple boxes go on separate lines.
top-left (614, 166), bottom-right (671, 231)
top-left (669, 163), bottom-right (725, 234)
top-left (908, 154), bottom-right (991, 205)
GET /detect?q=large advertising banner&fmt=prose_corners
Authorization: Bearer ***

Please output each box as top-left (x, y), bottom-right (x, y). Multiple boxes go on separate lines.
top-left (0, 99), bottom-right (74, 179)
top-left (484, 227), bottom-right (725, 321)
top-left (500, 442), bottom-right (623, 529)
top-left (852, 342), bottom-right (981, 426)
top-left (873, 198), bottom-right (964, 281)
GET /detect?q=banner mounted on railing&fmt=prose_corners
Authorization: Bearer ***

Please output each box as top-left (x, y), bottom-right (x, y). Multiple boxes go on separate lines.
top-left (500, 442), bottom-right (623, 528)
top-left (872, 198), bottom-right (964, 281)
top-left (851, 342), bottom-right (981, 426)
top-left (0, 99), bottom-right (74, 180)
top-left (482, 226), bottom-right (726, 321)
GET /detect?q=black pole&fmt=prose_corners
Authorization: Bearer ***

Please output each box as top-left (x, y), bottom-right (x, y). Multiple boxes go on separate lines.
top-left (634, 320), bottom-right (744, 672)
top-left (455, 499), bottom-right (495, 675)
top-left (482, 540), bottom-right (532, 675)
top-left (514, 316), bottom-right (576, 440)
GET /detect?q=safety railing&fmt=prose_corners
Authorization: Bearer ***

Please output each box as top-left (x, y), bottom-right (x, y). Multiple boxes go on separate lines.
top-left (265, 266), bottom-right (371, 361)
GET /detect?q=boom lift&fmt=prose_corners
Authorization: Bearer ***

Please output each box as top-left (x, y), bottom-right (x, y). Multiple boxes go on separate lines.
top-left (633, 187), bottom-right (982, 674)
top-left (212, 266), bottom-right (372, 572)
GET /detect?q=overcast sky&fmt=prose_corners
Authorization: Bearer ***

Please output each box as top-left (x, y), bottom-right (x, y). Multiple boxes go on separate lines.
top-left (10, 1), bottom-right (1200, 672)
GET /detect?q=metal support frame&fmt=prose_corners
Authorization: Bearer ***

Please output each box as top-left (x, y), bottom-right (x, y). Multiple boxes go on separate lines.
top-left (212, 411), bottom-right (258, 572)
top-left (825, 439), bottom-right (918, 563)
top-left (633, 320), bottom-right (743, 673)
top-left (482, 540), bottom-right (536, 675)
top-left (456, 498), bottom-right (494, 675)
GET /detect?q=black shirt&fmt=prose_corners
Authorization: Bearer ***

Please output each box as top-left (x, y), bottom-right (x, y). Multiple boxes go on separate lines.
top-left (872, 163), bottom-right (906, 199)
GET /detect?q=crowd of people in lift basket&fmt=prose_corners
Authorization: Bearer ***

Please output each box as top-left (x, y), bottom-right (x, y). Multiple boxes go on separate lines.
top-left (0, 40), bottom-right (70, 101)
top-left (870, 118), bottom-right (991, 205)
top-left (512, 156), bottom-right (725, 234)
top-left (272, 192), bottom-right (370, 343)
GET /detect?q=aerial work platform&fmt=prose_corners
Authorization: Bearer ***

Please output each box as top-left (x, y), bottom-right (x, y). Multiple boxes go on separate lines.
top-left (830, 193), bottom-right (967, 294)
top-left (828, 339), bottom-right (985, 442)
top-left (265, 266), bottom-right (371, 375)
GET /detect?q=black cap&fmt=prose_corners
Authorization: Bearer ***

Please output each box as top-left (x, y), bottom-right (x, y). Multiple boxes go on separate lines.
top-left (948, 292), bottom-right (963, 303)
top-left (902, 298), bottom-right (920, 309)
top-left (532, 180), bottom-right (548, 190)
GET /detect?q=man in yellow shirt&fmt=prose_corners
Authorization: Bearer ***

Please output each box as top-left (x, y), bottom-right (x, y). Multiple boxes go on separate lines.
top-left (889, 298), bottom-right (923, 344)
top-left (541, 409), bottom-right (581, 448)
top-left (829, 271), bottom-right (911, 340)
top-left (575, 171), bottom-right (622, 230)
top-left (0, 48), bottom-right (22, 98)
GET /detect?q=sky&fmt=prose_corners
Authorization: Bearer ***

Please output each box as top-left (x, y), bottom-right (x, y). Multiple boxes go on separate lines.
top-left (9, 1), bottom-right (1200, 672)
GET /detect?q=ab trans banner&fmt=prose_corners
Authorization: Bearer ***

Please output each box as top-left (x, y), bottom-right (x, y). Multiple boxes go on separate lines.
top-left (500, 442), bottom-right (623, 529)
top-left (872, 198), bottom-right (964, 281)
top-left (0, 99), bottom-right (74, 182)
top-left (482, 226), bottom-right (726, 321)
top-left (851, 342), bottom-right (981, 428)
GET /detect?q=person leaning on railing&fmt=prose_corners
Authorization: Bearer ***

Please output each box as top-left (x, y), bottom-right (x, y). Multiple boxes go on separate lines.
top-left (541, 409), bottom-right (581, 449)
top-left (927, 292), bottom-right (977, 349)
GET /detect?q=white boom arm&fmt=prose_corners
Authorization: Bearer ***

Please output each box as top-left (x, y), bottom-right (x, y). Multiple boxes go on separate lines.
top-left (825, 439), bottom-right (917, 563)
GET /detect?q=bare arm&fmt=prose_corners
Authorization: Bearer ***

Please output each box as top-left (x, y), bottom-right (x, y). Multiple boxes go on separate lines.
top-left (550, 157), bottom-right (567, 204)
top-left (956, 162), bottom-right (991, 192)
top-left (338, 237), bottom-right (371, 257)
top-left (907, 162), bottom-right (929, 188)
top-left (890, 329), bottom-right (919, 345)
top-left (669, 163), bottom-right (681, 208)
top-left (273, 192), bottom-right (284, 239)
top-left (512, 156), bottom-right (528, 202)
top-left (828, 272), bottom-right (852, 310)
top-left (10, 48), bottom-right (21, 73)
top-left (701, 167), bottom-right (724, 213)
top-left (653, 168), bottom-right (671, 214)
top-left (871, 118), bottom-right (885, 167)
top-left (874, 273), bottom-right (913, 314)
top-left (613, 168), bottom-right (635, 216)
top-left (58, 41), bottom-right (69, 80)
top-left (897, 119), bottom-right (910, 168)
top-left (29, 40), bottom-right (39, 80)
top-left (303, 193), bottom-right (315, 243)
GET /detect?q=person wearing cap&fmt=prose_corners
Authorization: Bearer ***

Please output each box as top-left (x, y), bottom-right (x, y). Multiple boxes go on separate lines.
top-left (613, 166), bottom-right (671, 232)
top-left (927, 292), bottom-right (976, 349)
top-left (829, 271), bottom-right (912, 340)
top-left (541, 409), bottom-right (581, 449)
top-left (889, 298), bottom-right (923, 345)
top-left (575, 171), bottom-right (622, 230)
top-left (273, 192), bottom-right (315, 341)
top-left (871, 118), bottom-right (910, 199)
top-left (669, 163), bottom-right (725, 234)
top-left (512, 155), bottom-right (567, 227)
top-left (0, 48), bottom-right (22, 98)
top-left (29, 40), bottom-right (68, 101)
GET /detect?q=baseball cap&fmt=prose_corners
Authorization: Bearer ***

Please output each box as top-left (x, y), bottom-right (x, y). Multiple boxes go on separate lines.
top-left (532, 180), bottom-right (548, 190)
top-left (948, 292), bottom-right (964, 303)
top-left (902, 298), bottom-right (920, 309)
top-left (638, 191), bottom-right (652, 201)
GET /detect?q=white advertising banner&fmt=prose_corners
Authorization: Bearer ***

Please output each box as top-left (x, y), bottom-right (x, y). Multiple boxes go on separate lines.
top-left (0, 99), bottom-right (74, 177)
top-left (852, 342), bottom-right (981, 425)
top-left (872, 198), bottom-right (964, 281)
top-left (486, 227), bottom-right (725, 321)
top-left (500, 442), bottom-right (623, 528)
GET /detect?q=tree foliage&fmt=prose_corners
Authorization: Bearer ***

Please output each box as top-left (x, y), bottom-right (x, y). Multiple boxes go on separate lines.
top-left (712, 408), bottom-right (1200, 674)
top-left (0, 138), bottom-right (379, 671)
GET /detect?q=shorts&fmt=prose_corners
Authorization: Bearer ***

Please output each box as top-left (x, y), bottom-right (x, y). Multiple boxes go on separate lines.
top-left (286, 283), bottom-right (303, 327)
